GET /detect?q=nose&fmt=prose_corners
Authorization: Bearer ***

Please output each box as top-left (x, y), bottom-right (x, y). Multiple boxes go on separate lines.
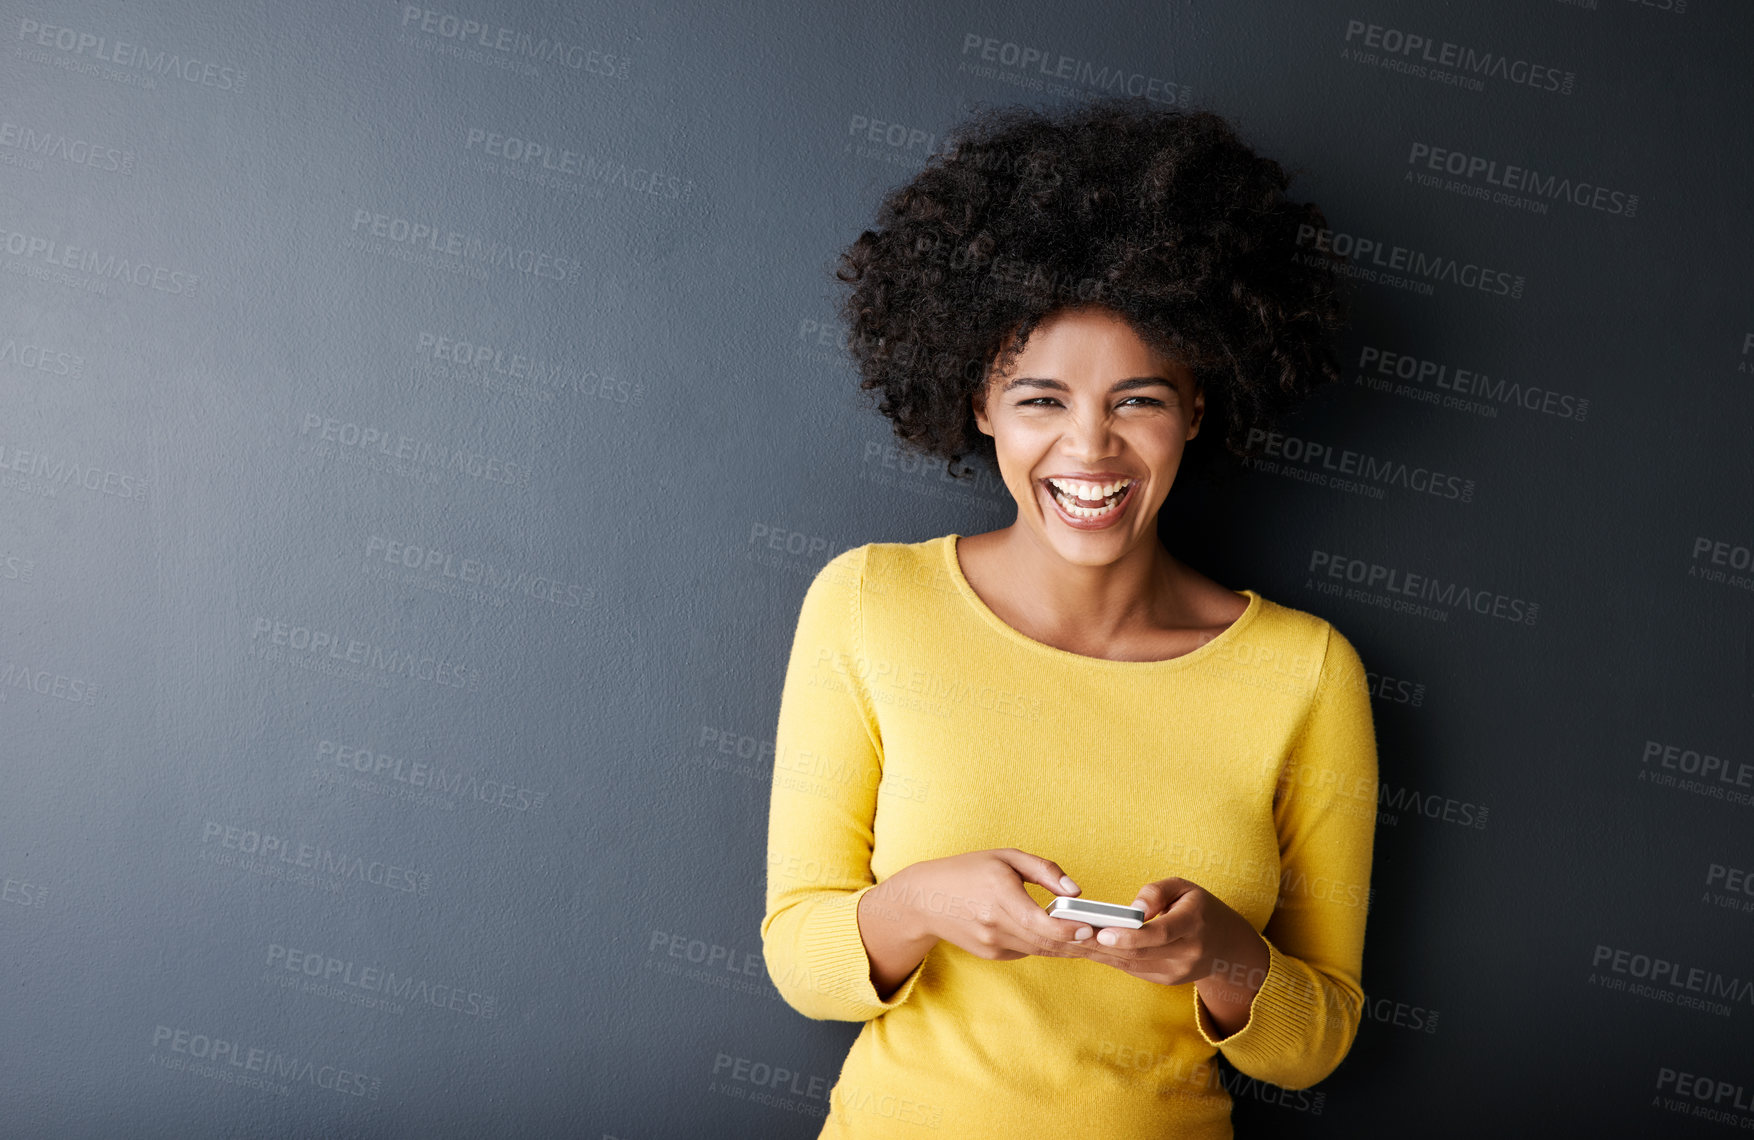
top-left (1061, 398), bottom-right (1118, 460)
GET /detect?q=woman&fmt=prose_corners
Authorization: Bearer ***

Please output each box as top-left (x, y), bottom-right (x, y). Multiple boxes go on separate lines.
top-left (761, 96), bottom-right (1377, 1139)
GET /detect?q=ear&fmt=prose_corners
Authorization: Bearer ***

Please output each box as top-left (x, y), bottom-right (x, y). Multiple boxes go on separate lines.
top-left (972, 383), bottom-right (994, 437)
top-left (1186, 381), bottom-right (1205, 440)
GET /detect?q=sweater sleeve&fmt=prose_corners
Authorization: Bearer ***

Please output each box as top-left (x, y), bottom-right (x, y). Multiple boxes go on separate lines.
top-left (1191, 623), bottom-right (1379, 1089)
top-left (760, 545), bottom-right (927, 1021)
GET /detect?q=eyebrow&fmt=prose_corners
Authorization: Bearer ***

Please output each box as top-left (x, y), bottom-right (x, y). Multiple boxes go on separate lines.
top-left (999, 376), bottom-right (1176, 394)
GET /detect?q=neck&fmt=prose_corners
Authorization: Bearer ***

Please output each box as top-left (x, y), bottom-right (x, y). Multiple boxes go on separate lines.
top-left (986, 522), bottom-right (1183, 641)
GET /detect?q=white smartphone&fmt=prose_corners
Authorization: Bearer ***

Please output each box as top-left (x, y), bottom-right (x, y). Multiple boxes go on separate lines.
top-left (1046, 896), bottom-right (1145, 930)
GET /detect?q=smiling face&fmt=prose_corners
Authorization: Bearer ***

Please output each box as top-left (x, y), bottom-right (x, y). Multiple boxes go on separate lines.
top-left (972, 305), bottom-right (1203, 564)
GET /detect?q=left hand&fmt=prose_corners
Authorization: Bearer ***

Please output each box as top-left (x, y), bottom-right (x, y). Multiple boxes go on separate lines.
top-left (1063, 877), bottom-right (1266, 993)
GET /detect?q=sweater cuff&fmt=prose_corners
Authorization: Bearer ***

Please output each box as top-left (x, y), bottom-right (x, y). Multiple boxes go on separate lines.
top-left (804, 884), bottom-right (926, 1015)
top-left (1191, 932), bottom-right (1313, 1062)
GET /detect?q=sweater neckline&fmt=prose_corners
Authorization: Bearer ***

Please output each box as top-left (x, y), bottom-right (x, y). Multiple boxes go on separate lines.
top-left (941, 533), bottom-right (1263, 671)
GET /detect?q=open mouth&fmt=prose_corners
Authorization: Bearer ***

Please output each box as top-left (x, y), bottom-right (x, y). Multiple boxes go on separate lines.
top-left (1043, 476), bottom-right (1134, 522)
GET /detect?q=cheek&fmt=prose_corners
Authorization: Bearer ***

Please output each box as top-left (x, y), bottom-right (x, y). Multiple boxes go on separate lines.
top-left (1123, 422), bottom-right (1185, 459)
top-left (990, 423), bottom-right (1048, 460)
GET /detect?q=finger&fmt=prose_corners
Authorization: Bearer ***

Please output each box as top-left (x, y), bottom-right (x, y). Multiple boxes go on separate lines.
top-left (1103, 910), bottom-right (1211, 963)
top-left (996, 848), bottom-right (1081, 897)
top-left (1093, 912), bottom-right (1187, 955)
top-left (1041, 913), bottom-right (1095, 944)
top-left (1007, 887), bottom-right (1112, 956)
top-left (1092, 932), bottom-right (1183, 960)
top-left (1093, 923), bottom-right (1155, 952)
top-left (1070, 944), bottom-right (1141, 972)
top-left (1075, 936), bottom-right (1193, 979)
top-left (1020, 904), bottom-right (1096, 953)
top-left (1144, 884), bottom-right (1206, 944)
top-left (1133, 877), bottom-right (1197, 921)
top-left (984, 852), bottom-right (1087, 953)
top-left (1034, 932), bottom-right (1109, 961)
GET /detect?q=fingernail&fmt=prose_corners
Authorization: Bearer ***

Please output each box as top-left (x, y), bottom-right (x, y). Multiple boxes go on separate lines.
top-left (1059, 876), bottom-right (1078, 893)
top-left (1074, 927), bottom-right (1091, 940)
top-left (1097, 929), bottom-right (1117, 945)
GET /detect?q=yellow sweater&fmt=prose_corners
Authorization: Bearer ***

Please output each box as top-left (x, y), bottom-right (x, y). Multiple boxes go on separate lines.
top-left (762, 535), bottom-right (1378, 1139)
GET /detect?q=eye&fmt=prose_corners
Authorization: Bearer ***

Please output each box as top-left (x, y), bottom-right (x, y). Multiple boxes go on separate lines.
top-left (1017, 397), bottom-right (1165, 408)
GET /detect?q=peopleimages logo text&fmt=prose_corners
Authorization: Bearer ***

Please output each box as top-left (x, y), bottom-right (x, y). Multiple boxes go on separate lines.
top-left (398, 6), bottom-right (628, 76)
top-left (1342, 20), bottom-right (1574, 94)
top-left (1296, 224), bottom-right (1524, 299)
top-left (16, 18), bottom-right (248, 91)
top-left (1406, 143), bottom-right (1638, 218)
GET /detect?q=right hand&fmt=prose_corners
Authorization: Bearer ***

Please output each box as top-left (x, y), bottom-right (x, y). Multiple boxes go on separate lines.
top-left (896, 848), bottom-right (1092, 962)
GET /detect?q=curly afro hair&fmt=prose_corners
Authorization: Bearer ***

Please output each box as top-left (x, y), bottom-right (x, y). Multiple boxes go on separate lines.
top-left (833, 96), bottom-right (1354, 484)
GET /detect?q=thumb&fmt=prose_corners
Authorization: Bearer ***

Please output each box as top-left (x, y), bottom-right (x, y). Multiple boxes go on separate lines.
top-left (1000, 849), bottom-right (1080, 896)
top-left (1131, 878), bottom-right (1189, 921)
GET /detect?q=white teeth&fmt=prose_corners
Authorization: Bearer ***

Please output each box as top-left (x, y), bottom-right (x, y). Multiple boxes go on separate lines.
top-left (1046, 477), bottom-right (1131, 501)
top-left (1045, 478), bottom-right (1130, 519)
